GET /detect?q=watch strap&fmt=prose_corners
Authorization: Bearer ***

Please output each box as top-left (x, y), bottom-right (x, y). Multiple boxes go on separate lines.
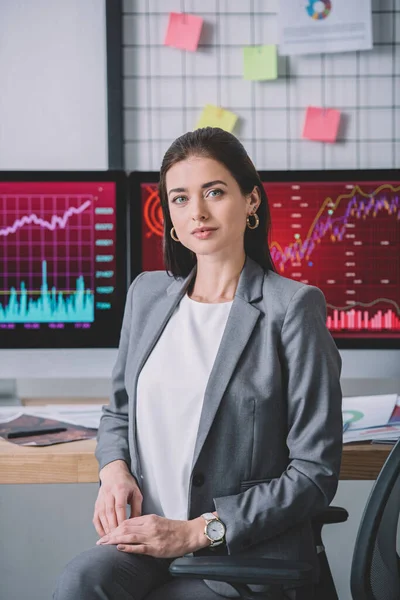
top-left (202, 512), bottom-right (216, 522)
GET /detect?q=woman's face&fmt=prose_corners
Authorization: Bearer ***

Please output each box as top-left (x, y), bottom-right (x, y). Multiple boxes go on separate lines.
top-left (165, 155), bottom-right (259, 258)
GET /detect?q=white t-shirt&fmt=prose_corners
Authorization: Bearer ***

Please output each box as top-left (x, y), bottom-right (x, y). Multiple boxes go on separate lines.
top-left (136, 292), bottom-right (233, 521)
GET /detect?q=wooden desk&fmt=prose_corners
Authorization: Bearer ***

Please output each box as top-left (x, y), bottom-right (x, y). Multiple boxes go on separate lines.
top-left (0, 438), bottom-right (393, 484)
top-left (341, 443), bottom-right (393, 480)
top-left (0, 438), bottom-right (99, 484)
top-left (0, 397), bottom-right (102, 484)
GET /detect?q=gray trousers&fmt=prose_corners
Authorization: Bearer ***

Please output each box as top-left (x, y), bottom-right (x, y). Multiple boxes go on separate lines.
top-left (53, 545), bottom-right (301, 600)
top-left (52, 545), bottom-right (230, 600)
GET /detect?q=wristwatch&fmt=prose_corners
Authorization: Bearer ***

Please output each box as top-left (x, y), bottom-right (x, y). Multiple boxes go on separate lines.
top-left (201, 512), bottom-right (226, 548)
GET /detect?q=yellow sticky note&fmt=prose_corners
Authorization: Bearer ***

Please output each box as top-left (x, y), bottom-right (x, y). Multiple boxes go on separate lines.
top-left (243, 45), bottom-right (277, 81)
top-left (195, 104), bottom-right (238, 133)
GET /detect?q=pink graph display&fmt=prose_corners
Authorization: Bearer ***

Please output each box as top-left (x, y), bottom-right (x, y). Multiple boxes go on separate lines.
top-left (268, 181), bottom-right (399, 339)
top-left (0, 181), bottom-right (117, 325)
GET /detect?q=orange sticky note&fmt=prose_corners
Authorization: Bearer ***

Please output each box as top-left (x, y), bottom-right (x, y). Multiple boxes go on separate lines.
top-left (164, 12), bottom-right (203, 52)
top-left (195, 104), bottom-right (238, 133)
top-left (302, 106), bottom-right (341, 142)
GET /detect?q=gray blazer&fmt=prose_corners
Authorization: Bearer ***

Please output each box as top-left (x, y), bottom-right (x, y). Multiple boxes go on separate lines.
top-left (95, 256), bottom-right (343, 598)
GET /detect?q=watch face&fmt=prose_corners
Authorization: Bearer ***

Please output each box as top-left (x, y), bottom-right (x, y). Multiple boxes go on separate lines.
top-left (207, 520), bottom-right (225, 541)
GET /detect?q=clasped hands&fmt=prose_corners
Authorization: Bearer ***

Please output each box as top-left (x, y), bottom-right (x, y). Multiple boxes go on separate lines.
top-left (95, 460), bottom-right (210, 559)
top-left (96, 513), bottom-right (200, 558)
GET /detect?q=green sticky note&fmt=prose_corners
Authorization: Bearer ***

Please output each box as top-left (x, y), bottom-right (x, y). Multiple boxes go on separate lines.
top-left (195, 104), bottom-right (238, 133)
top-left (243, 45), bottom-right (277, 81)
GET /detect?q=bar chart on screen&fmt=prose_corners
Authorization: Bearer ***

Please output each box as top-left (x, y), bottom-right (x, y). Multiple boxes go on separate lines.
top-left (0, 181), bottom-right (116, 327)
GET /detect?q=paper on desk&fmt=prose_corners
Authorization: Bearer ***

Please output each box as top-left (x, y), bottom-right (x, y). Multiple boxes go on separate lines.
top-left (0, 409), bottom-right (24, 423)
top-left (27, 405), bottom-right (103, 429)
top-left (342, 394), bottom-right (398, 430)
top-left (343, 423), bottom-right (400, 444)
top-left (388, 396), bottom-right (400, 423)
top-left (0, 404), bottom-right (102, 429)
top-left (342, 394), bottom-right (399, 444)
top-left (0, 413), bottom-right (98, 447)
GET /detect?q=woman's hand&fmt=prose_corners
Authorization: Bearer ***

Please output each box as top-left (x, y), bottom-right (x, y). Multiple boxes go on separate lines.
top-left (93, 460), bottom-right (143, 537)
top-left (96, 514), bottom-right (208, 558)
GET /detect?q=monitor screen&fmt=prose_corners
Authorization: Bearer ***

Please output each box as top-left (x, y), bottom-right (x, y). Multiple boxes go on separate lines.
top-left (130, 170), bottom-right (400, 349)
top-left (0, 171), bottom-right (127, 348)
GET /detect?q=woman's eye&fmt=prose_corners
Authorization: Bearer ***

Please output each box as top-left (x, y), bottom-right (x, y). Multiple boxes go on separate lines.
top-left (207, 189), bottom-right (223, 198)
top-left (173, 196), bottom-right (187, 204)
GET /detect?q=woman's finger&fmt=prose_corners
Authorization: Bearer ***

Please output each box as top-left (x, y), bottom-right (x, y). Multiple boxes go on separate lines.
top-left (98, 508), bottom-right (110, 535)
top-left (117, 544), bottom-right (148, 554)
top-left (129, 489), bottom-right (143, 519)
top-left (94, 488), bottom-right (111, 535)
top-left (104, 496), bottom-right (118, 532)
top-left (92, 511), bottom-right (106, 537)
top-left (97, 533), bottom-right (142, 546)
top-left (114, 494), bottom-right (128, 527)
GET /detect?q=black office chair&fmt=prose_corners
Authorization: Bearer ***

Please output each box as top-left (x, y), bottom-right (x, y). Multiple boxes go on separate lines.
top-left (350, 438), bottom-right (400, 600)
top-left (169, 505), bottom-right (348, 599)
top-left (169, 436), bottom-right (400, 600)
top-left (312, 506), bottom-right (349, 600)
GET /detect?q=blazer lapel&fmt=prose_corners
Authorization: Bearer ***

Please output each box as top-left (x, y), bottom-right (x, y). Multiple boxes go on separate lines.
top-left (130, 267), bottom-right (196, 393)
top-left (190, 297), bottom-right (260, 472)
top-left (190, 257), bottom-right (265, 472)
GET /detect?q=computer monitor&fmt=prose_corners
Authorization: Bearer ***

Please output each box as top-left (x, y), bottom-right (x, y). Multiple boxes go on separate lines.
top-left (129, 170), bottom-right (400, 355)
top-left (0, 171), bottom-right (127, 350)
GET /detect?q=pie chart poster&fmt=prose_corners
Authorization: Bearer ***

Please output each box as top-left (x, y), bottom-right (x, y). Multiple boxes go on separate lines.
top-left (278, 0), bottom-right (373, 56)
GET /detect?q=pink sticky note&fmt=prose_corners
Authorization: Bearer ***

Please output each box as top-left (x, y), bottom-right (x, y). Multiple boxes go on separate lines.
top-left (302, 106), bottom-right (341, 142)
top-left (164, 12), bottom-right (203, 52)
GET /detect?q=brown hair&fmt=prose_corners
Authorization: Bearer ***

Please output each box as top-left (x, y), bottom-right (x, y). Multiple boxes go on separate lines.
top-left (158, 127), bottom-right (276, 277)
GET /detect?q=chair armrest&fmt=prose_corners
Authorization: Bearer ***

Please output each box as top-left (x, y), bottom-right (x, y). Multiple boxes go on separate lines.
top-left (312, 506), bottom-right (349, 525)
top-left (169, 556), bottom-right (313, 587)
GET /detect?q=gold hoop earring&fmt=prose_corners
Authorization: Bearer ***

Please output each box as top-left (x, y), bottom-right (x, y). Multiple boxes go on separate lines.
top-left (170, 227), bottom-right (180, 242)
top-left (246, 212), bottom-right (259, 230)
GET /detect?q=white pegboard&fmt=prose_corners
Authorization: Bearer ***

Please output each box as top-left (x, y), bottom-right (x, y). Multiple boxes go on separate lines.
top-left (122, 0), bottom-right (399, 171)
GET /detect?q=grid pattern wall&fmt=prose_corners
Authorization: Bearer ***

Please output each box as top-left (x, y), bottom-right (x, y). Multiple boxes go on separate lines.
top-left (122, 0), bottom-right (400, 171)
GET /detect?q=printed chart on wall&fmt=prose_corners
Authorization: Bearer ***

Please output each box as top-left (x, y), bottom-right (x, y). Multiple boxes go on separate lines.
top-left (138, 176), bottom-right (400, 347)
top-left (0, 180), bottom-right (123, 347)
top-left (278, 0), bottom-right (373, 55)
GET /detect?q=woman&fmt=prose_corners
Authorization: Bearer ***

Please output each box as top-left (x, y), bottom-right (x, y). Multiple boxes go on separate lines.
top-left (54, 127), bottom-right (342, 600)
